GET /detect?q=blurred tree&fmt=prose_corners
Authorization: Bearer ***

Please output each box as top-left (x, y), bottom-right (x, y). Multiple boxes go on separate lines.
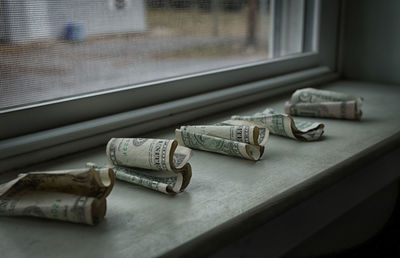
top-left (169, 0), bottom-right (193, 8)
top-left (197, 0), bottom-right (245, 12)
top-left (246, 0), bottom-right (257, 47)
top-left (198, 0), bottom-right (212, 11)
top-left (223, 0), bottom-right (244, 11)
top-left (147, 0), bottom-right (169, 8)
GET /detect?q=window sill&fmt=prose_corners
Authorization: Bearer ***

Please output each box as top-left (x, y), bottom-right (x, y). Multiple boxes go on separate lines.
top-left (0, 80), bottom-right (399, 258)
top-left (0, 66), bottom-right (336, 172)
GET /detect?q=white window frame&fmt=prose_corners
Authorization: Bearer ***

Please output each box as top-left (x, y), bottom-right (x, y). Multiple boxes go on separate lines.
top-left (0, 0), bottom-right (341, 172)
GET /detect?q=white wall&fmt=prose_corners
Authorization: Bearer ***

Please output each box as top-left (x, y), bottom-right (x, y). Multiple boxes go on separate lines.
top-left (46, 0), bottom-right (147, 39)
top-left (0, 0), bottom-right (146, 43)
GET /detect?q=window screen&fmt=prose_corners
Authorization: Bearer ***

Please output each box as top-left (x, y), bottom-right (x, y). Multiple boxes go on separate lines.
top-left (0, 0), bottom-right (305, 110)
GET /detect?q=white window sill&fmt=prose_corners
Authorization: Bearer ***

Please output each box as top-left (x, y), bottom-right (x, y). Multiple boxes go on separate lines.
top-left (0, 66), bottom-right (336, 172)
top-left (0, 80), bottom-right (399, 258)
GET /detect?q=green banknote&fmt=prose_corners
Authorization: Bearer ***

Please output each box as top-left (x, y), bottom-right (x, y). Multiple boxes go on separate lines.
top-left (227, 108), bottom-right (324, 141)
top-left (87, 162), bottom-right (191, 195)
top-left (104, 138), bottom-right (193, 194)
top-left (285, 88), bottom-right (363, 120)
top-left (0, 168), bottom-right (115, 225)
top-left (175, 125), bottom-right (268, 160)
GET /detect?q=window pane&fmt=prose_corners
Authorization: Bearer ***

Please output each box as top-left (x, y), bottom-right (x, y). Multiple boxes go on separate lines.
top-left (0, 0), bottom-right (305, 110)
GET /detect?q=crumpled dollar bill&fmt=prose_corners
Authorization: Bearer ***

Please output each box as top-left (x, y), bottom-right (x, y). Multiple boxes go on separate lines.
top-left (99, 138), bottom-right (192, 195)
top-left (226, 108), bottom-right (325, 141)
top-left (175, 125), bottom-right (269, 160)
top-left (0, 168), bottom-right (115, 225)
top-left (284, 88), bottom-right (363, 120)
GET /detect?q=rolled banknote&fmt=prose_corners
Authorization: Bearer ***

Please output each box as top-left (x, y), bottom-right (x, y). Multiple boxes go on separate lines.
top-left (105, 138), bottom-right (192, 194)
top-left (226, 108), bottom-right (324, 141)
top-left (175, 125), bottom-right (269, 160)
top-left (87, 162), bottom-right (191, 195)
top-left (106, 138), bottom-right (192, 173)
top-left (285, 88), bottom-right (363, 120)
top-left (0, 168), bottom-right (115, 225)
top-left (178, 125), bottom-right (268, 146)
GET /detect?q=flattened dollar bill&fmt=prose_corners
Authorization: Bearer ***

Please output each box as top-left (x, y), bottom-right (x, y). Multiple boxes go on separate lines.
top-left (175, 125), bottom-right (269, 160)
top-left (105, 138), bottom-right (192, 194)
top-left (0, 168), bottom-right (115, 225)
top-left (285, 88), bottom-right (363, 120)
top-left (227, 108), bottom-right (324, 141)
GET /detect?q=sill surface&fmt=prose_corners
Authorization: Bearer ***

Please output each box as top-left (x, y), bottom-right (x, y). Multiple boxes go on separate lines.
top-left (0, 80), bottom-right (399, 258)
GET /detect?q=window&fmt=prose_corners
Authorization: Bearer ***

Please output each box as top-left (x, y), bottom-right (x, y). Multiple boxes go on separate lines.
top-left (0, 0), bottom-right (339, 171)
top-left (2, 0), bottom-right (278, 111)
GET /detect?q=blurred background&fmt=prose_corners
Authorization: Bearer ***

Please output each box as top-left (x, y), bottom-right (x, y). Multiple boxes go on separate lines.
top-left (0, 0), bottom-right (273, 109)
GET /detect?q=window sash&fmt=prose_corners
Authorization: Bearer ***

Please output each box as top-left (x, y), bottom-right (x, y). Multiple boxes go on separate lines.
top-left (1, 51), bottom-right (320, 139)
top-left (0, 0), bottom-right (340, 159)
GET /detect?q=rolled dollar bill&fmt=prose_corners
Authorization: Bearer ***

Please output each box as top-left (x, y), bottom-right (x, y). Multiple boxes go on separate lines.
top-left (106, 138), bottom-right (192, 172)
top-left (0, 168), bottom-right (115, 225)
top-left (179, 125), bottom-right (268, 146)
top-left (87, 162), bottom-right (191, 195)
top-left (105, 138), bottom-right (193, 194)
top-left (175, 125), bottom-right (268, 160)
top-left (285, 88), bottom-right (363, 120)
top-left (227, 108), bottom-right (324, 141)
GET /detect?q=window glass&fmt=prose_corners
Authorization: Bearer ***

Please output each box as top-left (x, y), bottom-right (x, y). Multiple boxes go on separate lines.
top-left (0, 0), bottom-right (305, 110)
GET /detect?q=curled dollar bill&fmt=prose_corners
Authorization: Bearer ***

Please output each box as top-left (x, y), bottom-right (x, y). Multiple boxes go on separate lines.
top-left (0, 168), bottom-right (115, 225)
top-left (87, 162), bottom-right (191, 195)
top-left (105, 138), bottom-right (192, 194)
top-left (175, 125), bottom-right (269, 160)
top-left (227, 108), bottom-right (324, 141)
top-left (285, 88), bottom-right (363, 120)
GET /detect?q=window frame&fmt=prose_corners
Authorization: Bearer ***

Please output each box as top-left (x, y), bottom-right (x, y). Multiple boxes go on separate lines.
top-left (0, 0), bottom-right (340, 172)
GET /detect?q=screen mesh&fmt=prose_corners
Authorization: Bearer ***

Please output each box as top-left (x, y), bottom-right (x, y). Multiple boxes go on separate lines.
top-left (1, 0), bottom-right (275, 110)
